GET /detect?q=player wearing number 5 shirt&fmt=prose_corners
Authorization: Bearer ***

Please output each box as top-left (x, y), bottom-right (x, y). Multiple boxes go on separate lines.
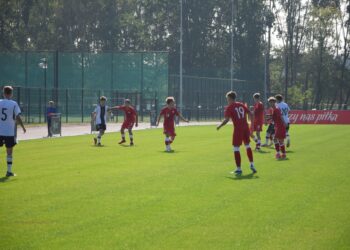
top-left (0, 86), bottom-right (26, 177)
top-left (217, 91), bottom-right (256, 176)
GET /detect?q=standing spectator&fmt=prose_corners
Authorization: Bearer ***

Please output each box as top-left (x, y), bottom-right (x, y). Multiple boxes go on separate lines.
top-left (46, 101), bottom-right (57, 137)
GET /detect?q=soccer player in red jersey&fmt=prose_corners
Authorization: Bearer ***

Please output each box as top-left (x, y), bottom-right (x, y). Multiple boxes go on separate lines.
top-left (267, 97), bottom-right (287, 159)
top-left (156, 97), bottom-right (189, 152)
top-left (112, 99), bottom-right (138, 146)
top-left (217, 91), bottom-right (257, 176)
top-left (252, 93), bottom-right (264, 150)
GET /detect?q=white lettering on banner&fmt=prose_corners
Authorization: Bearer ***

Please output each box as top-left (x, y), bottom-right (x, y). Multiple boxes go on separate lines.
top-left (315, 112), bottom-right (338, 124)
top-left (289, 113), bottom-right (299, 123)
top-left (300, 113), bottom-right (316, 122)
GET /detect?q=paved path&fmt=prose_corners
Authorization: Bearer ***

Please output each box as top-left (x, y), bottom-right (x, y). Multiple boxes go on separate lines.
top-left (17, 122), bottom-right (217, 141)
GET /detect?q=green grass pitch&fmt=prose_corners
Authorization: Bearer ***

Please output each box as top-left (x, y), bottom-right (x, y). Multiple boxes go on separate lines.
top-left (1, 125), bottom-right (350, 249)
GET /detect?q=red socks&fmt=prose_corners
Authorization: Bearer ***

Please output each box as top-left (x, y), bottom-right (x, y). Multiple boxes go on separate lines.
top-left (246, 147), bottom-right (253, 162)
top-left (275, 143), bottom-right (280, 152)
top-left (280, 144), bottom-right (286, 154)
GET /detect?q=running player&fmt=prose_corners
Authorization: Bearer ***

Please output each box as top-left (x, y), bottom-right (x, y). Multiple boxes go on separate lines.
top-left (92, 96), bottom-right (110, 146)
top-left (112, 99), bottom-right (138, 146)
top-left (156, 97), bottom-right (189, 152)
top-left (275, 94), bottom-right (291, 147)
top-left (267, 97), bottom-right (287, 159)
top-left (0, 86), bottom-right (26, 177)
top-left (252, 93), bottom-right (264, 150)
top-left (217, 91), bottom-right (256, 176)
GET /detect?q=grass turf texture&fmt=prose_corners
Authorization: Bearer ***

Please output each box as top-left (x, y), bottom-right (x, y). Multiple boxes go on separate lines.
top-left (1, 125), bottom-right (349, 250)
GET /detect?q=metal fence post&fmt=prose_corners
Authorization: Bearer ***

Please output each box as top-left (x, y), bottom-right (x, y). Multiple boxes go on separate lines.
top-left (28, 88), bottom-right (31, 124)
top-left (66, 88), bottom-right (68, 123)
top-left (81, 52), bottom-right (84, 123)
top-left (39, 88), bottom-right (42, 123)
top-left (140, 52), bottom-right (144, 122)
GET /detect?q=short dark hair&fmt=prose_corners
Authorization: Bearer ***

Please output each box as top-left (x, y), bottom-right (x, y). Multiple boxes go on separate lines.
top-left (275, 94), bottom-right (283, 102)
top-left (100, 96), bottom-right (107, 101)
top-left (125, 99), bottom-right (131, 104)
top-left (253, 93), bottom-right (260, 99)
top-left (226, 91), bottom-right (237, 100)
top-left (3, 86), bottom-right (13, 95)
top-left (166, 96), bottom-right (175, 104)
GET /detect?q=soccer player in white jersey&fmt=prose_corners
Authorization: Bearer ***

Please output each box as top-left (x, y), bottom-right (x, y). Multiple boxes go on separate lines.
top-left (0, 86), bottom-right (26, 177)
top-left (92, 96), bottom-right (111, 146)
top-left (275, 94), bottom-right (291, 147)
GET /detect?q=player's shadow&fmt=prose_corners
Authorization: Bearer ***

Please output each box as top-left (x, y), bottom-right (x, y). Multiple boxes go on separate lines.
top-left (119, 144), bottom-right (133, 148)
top-left (159, 150), bottom-right (179, 154)
top-left (286, 150), bottom-right (295, 153)
top-left (226, 173), bottom-right (259, 181)
top-left (255, 150), bottom-right (270, 154)
top-left (0, 176), bottom-right (9, 183)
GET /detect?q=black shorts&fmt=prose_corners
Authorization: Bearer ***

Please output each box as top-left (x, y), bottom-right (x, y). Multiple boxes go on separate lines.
top-left (266, 124), bottom-right (275, 135)
top-left (96, 124), bottom-right (106, 131)
top-left (0, 136), bottom-right (17, 148)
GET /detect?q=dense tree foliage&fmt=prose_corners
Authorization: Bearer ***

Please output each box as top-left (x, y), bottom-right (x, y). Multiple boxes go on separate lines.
top-left (0, 0), bottom-right (349, 108)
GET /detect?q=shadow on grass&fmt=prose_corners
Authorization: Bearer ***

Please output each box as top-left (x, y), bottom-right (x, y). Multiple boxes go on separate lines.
top-left (254, 150), bottom-right (270, 154)
top-left (0, 176), bottom-right (9, 183)
top-left (226, 173), bottom-right (259, 181)
top-left (286, 150), bottom-right (295, 153)
top-left (90, 145), bottom-right (107, 148)
top-left (0, 176), bottom-right (17, 183)
top-left (158, 150), bottom-right (181, 154)
top-left (119, 144), bottom-right (136, 148)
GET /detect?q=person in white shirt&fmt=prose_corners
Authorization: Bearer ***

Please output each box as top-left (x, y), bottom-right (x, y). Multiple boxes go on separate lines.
top-left (275, 94), bottom-right (291, 147)
top-left (0, 86), bottom-right (26, 177)
top-left (92, 96), bottom-right (112, 146)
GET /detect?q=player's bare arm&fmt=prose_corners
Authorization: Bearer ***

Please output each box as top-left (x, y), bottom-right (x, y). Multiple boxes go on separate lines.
top-left (16, 115), bottom-right (26, 133)
top-left (92, 112), bottom-right (97, 121)
top-left (156, 115), bottom-right (162, 127)
top-left (135, 113), bottom-right (138, 127)
top-left (248, 111), bottom-right (254, 135)
top-left (178, 113), bottom-right (189, 123)
top-left (217, 117), bottom-right (230, 130)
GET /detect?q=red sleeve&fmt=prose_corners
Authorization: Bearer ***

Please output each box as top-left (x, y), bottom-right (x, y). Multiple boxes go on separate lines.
top-left (175, 108), bottom-right (180, 116)
top-left (117, 106), bottom-right (125, 111)
top-left (160, 108), bottom-right (165, 115)
top-left (132, 107), bottom-right (137, 115)
top-left (243, 104), bottom-right (250, 114)
top-left (224, 106), bottom-right (231, 118)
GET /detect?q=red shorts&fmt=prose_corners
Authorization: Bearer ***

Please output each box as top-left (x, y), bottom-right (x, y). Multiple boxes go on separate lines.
top-left (232, 128), bottom-right (251, 147)
top-left (121, 121), bottom-right (134, 130)
top-left (274, 125), bottom-right (286, 140)
top-left (253, 121), bottom-right (263, 132)
top-left (163, 125), bottom-right (176, 137)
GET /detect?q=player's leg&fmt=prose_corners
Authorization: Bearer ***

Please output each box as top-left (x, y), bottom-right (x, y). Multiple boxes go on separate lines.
top-left (47, 118), bottom-right (52, 137)
top-left (274, 133), bottom-right (281, 159)
top-left (232, 131), bottom-right (243, 175)
top-left (170, 135), bottom-right (175, 144)
top-left (5, 137), bottom-right (15, 177)
top-left (233, 146), bottom-right (242, 175)
top-left (280, 138), bottom-right (286, 159)
top-left (270, 125), bottom-right (275, 146)
top-left (243, 130), bottom-right (256, 173)
top-left (128, 128), bottom-right (134, 146)
top-left (164, 133), bottom-right (172, 152)
top-left (97, 127), bottom-right (105, 146)
top-left (255, 130), bottom-right (261, 150)
top-left (286, 123), bottom-right (290, 147)
top-left (119, 127), bottom-right (126, 144)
